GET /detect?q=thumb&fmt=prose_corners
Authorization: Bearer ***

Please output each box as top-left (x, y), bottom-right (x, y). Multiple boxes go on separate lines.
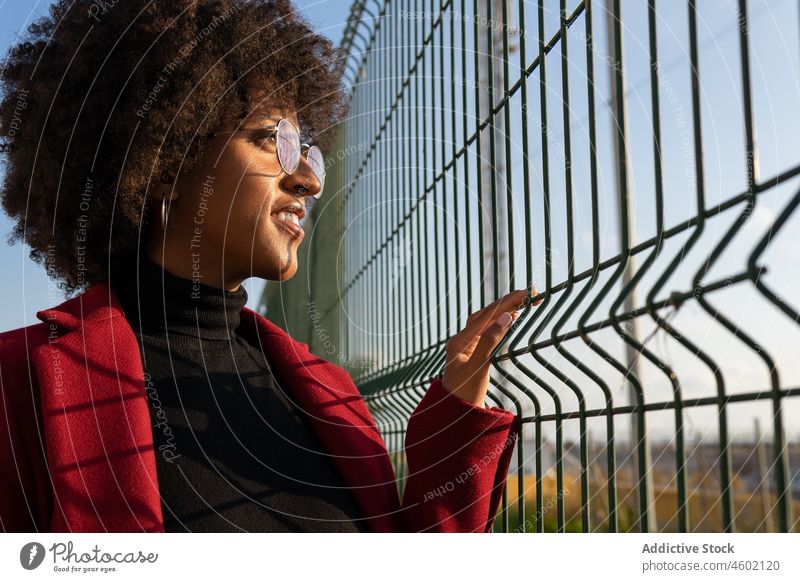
top-left (471, 311), bottom-right (515, 366)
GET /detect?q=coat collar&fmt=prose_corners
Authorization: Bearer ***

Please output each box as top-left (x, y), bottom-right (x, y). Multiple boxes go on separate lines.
top-left (33, 283), bottom-right (401, 532)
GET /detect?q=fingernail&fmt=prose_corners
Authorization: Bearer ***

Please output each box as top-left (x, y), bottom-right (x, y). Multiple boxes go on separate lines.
top-left (498, 312), bottom-right (513, 327)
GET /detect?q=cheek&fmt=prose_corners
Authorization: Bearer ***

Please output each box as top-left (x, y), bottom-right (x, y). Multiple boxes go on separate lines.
top-left (237, 186), bottom-right (288, 252)
top-left (204, 145), bottom-right (295, 254)
top-left (211, 160), bottom-right (270, 233)
top-left (230, 187), bottom-right (272, 243)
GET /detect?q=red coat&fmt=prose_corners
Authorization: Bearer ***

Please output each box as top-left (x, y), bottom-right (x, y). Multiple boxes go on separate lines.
top-left (0, 283), bottom-right (518, 533)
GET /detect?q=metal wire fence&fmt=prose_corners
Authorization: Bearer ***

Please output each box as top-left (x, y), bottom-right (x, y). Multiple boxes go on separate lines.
top-left (289, 0), bottom-right (800, 532)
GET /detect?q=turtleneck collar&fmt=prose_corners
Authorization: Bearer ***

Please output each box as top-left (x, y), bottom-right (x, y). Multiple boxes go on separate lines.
top-left (113, 254), bottom-right (248, 341)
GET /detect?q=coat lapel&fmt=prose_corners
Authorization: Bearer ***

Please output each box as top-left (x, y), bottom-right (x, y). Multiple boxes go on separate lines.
top-left (33, 283), bottom-right (163, 532)
top-left (237, 309), bottom-right (403, 532)
top-left (33, 284), bottom-right (401, 533)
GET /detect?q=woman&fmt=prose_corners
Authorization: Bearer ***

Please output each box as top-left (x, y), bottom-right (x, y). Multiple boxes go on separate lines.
top-left (0, 0), bottom-right (536, 533)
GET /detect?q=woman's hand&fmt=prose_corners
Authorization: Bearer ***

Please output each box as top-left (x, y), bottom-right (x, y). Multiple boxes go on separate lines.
top-left (441, 288), bottom-right (542, 408)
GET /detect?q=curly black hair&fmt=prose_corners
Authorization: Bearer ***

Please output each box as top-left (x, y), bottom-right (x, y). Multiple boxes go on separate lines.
top-left (0, 0), bottom-right (349, 292)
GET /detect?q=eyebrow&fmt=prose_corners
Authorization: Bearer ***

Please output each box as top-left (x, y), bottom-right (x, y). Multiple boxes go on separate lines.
top-left (248, 113), bottom-right (280, 125)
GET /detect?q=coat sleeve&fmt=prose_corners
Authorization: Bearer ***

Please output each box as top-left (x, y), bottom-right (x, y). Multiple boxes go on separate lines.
top-left (399, 377), bottom-right (519, 532)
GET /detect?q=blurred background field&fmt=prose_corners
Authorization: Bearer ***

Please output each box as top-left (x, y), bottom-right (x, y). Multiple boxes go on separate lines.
top-left (498, 439), bottom-right (800, 532)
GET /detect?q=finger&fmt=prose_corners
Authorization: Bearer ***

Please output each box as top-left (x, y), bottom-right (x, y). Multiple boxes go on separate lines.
top-left (448, 290), bottom-right (527, 356)
top-left (448, 312), bottom-right (517, 362)
top-left (448, 289), bottom-right (531, 355)
top-left (461, 311), bottom-right (516, 377)
top-left (526, 287), bottom-right (544, 307)
top-left (469, 289), bottom-right (529, 330)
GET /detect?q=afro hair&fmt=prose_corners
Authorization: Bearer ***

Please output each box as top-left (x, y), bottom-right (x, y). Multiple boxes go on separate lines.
top-left (0, 0), bottom-right (349, 292)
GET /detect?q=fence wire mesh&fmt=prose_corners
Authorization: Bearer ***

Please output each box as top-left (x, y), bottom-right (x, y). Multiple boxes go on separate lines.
top-left (299, 0), bottom-right (800, 532)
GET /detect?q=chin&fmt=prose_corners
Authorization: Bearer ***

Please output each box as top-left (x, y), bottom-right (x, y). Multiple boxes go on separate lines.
top-left (255, 256), bottom-right (298, 281)
top-left (276, 266), bottom-right (298, 281)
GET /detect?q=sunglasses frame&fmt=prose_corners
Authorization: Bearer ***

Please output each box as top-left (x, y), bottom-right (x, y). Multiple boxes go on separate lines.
top-left (212, 118), bottom-right (325, 199)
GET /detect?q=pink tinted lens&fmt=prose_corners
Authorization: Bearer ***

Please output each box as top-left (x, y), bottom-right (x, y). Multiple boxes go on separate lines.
top-left (276, 119), bottom-right (301, 174)
top-left (306, 146), bottom-right (326, 197)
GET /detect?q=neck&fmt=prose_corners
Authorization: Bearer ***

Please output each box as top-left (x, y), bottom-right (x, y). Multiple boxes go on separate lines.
top-left (113, 252), bottom-right (248, 341)
top-left (145, 239), bottom-right (244, 293)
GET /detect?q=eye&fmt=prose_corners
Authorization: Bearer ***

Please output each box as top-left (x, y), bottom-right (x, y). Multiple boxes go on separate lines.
top-left (251, 127), bottom-right (277, 149)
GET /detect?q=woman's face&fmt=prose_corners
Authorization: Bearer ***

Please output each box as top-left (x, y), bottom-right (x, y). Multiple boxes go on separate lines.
top-left (148, 98), bottom-right (322, 290)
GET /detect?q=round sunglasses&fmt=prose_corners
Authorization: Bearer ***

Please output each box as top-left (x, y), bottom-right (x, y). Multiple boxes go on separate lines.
top-left (212, 118), bottom-right (325, 199)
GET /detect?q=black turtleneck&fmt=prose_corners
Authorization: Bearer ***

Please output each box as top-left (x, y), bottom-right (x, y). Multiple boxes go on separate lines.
top-left (112, 256), bottom-right (368, 532)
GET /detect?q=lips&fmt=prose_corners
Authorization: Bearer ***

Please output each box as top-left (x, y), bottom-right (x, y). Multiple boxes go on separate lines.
top-left (271, 211), bottom-right (304, 239)
top-left (272, 200), bottom-right (305, 221)
top-left (275, 211), bottom-right (300, 226)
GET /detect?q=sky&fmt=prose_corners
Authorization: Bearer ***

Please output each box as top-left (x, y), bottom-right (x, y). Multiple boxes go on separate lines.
top-left (0, 0), bottom-right (351, 332)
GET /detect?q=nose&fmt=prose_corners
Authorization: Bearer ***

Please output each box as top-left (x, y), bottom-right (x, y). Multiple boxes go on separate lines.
top-left (281, 155), bottom-right (322, 198)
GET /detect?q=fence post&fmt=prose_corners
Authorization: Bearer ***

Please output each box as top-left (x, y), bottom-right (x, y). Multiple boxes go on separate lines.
top-left (755, 418), bottom-right (775, 533)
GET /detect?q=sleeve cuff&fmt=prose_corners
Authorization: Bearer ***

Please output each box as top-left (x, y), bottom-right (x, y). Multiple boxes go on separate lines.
top-left (402, 377), bottom-right (519, 532)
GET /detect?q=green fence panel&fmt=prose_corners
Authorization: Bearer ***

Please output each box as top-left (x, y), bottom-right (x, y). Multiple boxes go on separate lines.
top-left (265, 0), bottom-right (800, 533)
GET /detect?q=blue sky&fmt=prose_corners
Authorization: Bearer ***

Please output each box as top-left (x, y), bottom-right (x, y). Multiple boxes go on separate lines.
top-left (0, 0), bottom-right (351, 331)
